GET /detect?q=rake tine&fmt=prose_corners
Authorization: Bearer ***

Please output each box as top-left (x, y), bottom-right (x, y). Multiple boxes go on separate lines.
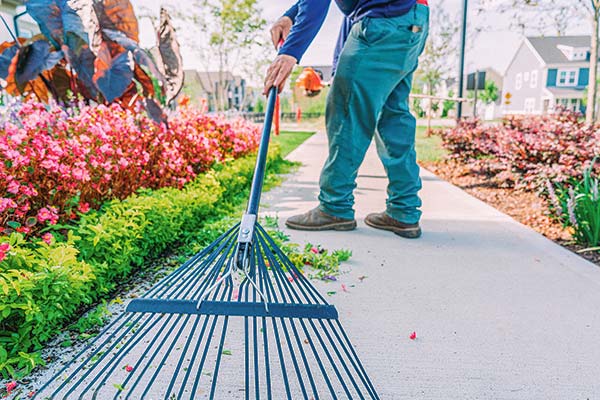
top-left (240, 243), bottom-right (270, 312)
top-left (256, 243), bottom-right (293, 400)
top-left (256, 233), bottom-right (319, 398)
top-left (288, 318), bottom-right (322, 398)
top-left (32, 312), bottom-right (135, 398)
top-left (299, 319), bottom-right (339, 398)
top-left (183, 234), bottom-right (237, 300)
top-left (146, 224), bottom-right (239, 299)
top-left (78, 314), bottom-right (170, 398)
top-left (208, 288), bottom-right (233, 400)
top-left (311, 321), bottom-right (364, 399)
top-left (168, 239), bottom-right (235, 299)
top-left (243, 270), bottom-right (251, 400)
top-left (326, 319), bottom-right (379, 398)
top-left (333, 319), bottom-right (381, 399)
top-left (162, 314), bottom-right (202, 399)
top-left (257, 225), bottom-right (326, 304)
top-left (188, 289), bottom-right (229, 398)
top-left (175, 313), bottom-right (213, 399)
top-left (252, 248), bottom-right (261, 400)
top-left (255, 231), bottom-right (298, 304)
top-left (124, 314), bottom-right (192, 399)
top-left (256, 267), bottom-right (273, 398)
top-left (56, 314), bottom-right (146, 399)
top-left (256, 235), bottom-right (311, 399)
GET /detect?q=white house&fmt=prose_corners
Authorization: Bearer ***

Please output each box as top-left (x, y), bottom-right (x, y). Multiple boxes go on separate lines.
top-left (502, 36), bottom-right (592, 115)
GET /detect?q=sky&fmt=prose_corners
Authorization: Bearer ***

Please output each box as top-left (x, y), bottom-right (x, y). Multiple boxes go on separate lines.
top-left (132, 0), bottom-right (590, 76)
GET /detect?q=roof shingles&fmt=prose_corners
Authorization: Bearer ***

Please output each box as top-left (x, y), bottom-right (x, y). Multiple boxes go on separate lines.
top-left (527, 35), bottom-right (591, 65)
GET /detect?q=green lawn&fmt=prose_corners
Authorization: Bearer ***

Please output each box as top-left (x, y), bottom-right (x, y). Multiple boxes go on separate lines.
top-left (416, 126), bottom-right (447, 163)
top-left (275, 127), bottom-right (445, 162)
top-left (273, 130), bottom-right (316, 157)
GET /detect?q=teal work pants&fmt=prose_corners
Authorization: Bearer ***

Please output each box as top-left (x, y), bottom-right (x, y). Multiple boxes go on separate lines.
top-left (318, 4), bottom-right (430, 224)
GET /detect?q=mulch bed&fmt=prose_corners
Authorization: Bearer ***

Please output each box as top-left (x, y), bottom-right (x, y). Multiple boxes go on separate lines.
top-left (421, 159), bottom-right (600, 267)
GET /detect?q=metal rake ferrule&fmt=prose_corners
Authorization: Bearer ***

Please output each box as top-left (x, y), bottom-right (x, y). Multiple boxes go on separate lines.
top-left (195, 213), bottom-right (270, 312)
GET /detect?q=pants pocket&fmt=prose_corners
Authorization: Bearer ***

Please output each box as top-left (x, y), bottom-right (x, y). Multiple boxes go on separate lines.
top-left (360, 17), bottom-right (395, 45)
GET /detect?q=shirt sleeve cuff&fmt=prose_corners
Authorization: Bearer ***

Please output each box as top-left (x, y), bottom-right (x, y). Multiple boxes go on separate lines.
top-left (278, 47), bottom-right (301, 62)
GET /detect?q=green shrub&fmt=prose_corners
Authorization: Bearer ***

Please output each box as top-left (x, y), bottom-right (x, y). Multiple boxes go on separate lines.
top-left (547, 159), bottom-right (600, 248)
top-left (0, 233), bottom-right (93, 378)
top-left (0, 149), bottom-right (292, 379)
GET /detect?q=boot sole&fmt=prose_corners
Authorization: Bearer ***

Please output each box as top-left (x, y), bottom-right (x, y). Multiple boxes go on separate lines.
top-left (285, 220), bottom-right (357, 231)
top-left (364, 218), bottom-right (422, 239)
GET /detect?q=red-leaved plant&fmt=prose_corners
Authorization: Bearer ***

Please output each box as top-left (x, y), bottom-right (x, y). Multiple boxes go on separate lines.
top-left (0, 0), bottom-right (184, 122)
top-left (436, 109), bottom-right (600, 189)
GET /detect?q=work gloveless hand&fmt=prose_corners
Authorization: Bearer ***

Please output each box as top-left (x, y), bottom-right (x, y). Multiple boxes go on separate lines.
top-left (263, 54), bottom-right (297, 95)
top-left (270, 16), bottom-right (293, 49)
top-left (264, 16), bottom-right (297, 94)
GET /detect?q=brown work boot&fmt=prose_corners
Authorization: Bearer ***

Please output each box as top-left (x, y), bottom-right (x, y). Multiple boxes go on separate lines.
top-left (365, 211), bottom-right (422, 239)
top-left (285, 207), bottom-right (357, 231)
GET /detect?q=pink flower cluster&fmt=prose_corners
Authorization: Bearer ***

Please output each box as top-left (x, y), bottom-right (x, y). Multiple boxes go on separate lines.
top-left (0, 100), bottom-right (260, 235)
top-left (437, 109), bottom-right (600, 189)
top-left (0, 242), bottom-right (10, 262)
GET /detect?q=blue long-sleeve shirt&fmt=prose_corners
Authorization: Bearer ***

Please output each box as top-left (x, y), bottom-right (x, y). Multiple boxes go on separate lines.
top-left (279, 0), bottom-right (417, 62)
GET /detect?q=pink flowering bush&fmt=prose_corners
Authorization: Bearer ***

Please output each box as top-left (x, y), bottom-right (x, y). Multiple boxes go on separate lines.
top-left (0, 100), bottom-right (260, 236)
top-left (437, 109), bottom-right (600, 189)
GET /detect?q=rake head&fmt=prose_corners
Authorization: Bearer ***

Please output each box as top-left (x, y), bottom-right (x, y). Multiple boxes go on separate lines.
top-left (34, 223), bottom-right (379, 399)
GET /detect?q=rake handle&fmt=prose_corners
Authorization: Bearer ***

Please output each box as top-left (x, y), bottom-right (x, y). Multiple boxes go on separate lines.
top-left (247, 86), bottom-right (278, 215)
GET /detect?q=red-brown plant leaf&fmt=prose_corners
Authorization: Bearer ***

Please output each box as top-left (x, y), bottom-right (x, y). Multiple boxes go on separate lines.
top-left (93, 42), bottom-right (133, 102)
top-left (157, 7), bottom-right (183, 103)
top-left (134, 64), bottom-right (155, 97)
top-left (93, 0), bottom-right (139, 42)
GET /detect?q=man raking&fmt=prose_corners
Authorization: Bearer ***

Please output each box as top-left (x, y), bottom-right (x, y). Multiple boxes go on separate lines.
top-left (264, 0), bottom-right (429, 239)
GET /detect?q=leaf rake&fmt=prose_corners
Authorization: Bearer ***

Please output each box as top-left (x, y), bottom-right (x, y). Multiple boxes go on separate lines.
top-left (34, 88), bottom-right (380, 399)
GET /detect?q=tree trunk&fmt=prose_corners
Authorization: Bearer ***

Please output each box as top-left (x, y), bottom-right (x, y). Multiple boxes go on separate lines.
top-left (586, 7), bottom-right (599, 124)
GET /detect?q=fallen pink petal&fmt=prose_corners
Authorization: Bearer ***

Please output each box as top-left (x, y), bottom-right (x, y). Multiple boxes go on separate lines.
top-left (410, 332), bottom-right (417, 340)
top-left (5, 381), bottom-right (17, 393)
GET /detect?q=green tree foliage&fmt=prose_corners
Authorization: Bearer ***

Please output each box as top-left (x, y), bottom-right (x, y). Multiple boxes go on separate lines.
top-left (442, 89), bottom-right (455, 118)
top-left (479, 81), bottom-right (499, 105)
top-left (167, 0), bottom-right (267, 111)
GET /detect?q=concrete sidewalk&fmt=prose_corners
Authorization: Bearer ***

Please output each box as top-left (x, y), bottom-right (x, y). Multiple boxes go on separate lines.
top-left (262, 131), bottom-right (600, 399)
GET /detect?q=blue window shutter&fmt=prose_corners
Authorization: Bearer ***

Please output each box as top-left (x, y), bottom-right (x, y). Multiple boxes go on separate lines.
top-left (579, 68), bottom-right (589, 87)
top-left (547, 69), bottom-right (557, 87)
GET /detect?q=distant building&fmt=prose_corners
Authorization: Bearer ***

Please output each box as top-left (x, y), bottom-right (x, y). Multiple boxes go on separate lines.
top-left (183, 70), bottom-right (247, 111)
top-left (0, 1), bottom-right (39, 42)
top-left (503, 36), bottom-right (592, 115)
top-left (461, 68), bottom-right (504, 120)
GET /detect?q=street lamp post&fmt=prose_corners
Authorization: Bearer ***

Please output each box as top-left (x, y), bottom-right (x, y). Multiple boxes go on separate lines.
top-left (457, 0), bottom-right (468, 119)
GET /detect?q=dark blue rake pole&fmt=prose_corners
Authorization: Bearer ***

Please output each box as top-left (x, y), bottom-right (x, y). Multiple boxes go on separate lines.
top-left (33, 87), bottom-right (380, 399)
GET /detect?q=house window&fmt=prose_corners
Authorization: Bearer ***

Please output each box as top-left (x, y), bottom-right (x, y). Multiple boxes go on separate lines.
top-left (515, 73), bottom-right (522, 90)
top-left (524, 72), bottom-right (529, 82)
top-left (557, 69), bottom-right (578, 86)
top-left (558, 98), bottom-right (580, 111)
top-left (530, 70), bottom-right (538, 88)
top-left (524, 98), bottom-right (535, 113)
top-left (571, 98), bottom-right (580, 111)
